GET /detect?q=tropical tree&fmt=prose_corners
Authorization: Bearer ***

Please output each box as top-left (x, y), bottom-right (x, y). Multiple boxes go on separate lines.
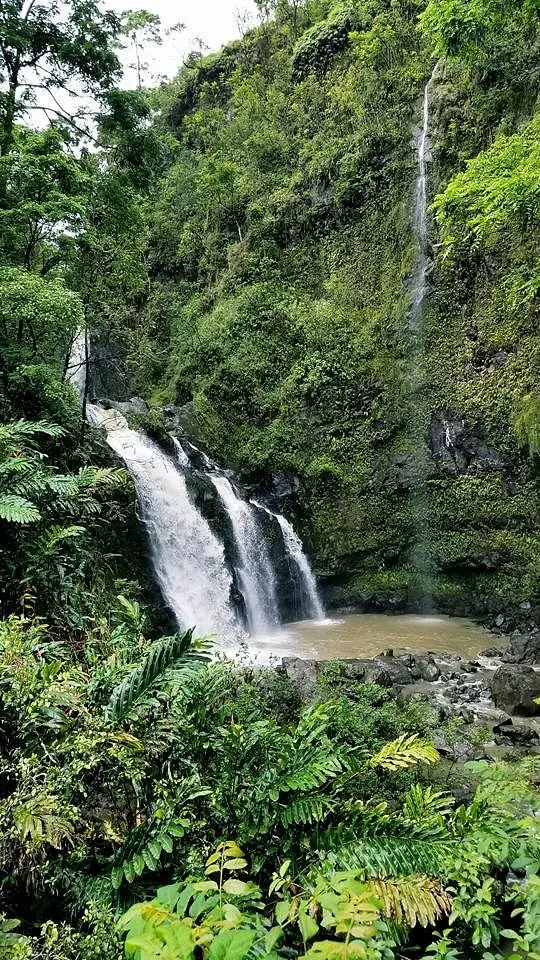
top-left (0, 0), bottom-right (121, 156)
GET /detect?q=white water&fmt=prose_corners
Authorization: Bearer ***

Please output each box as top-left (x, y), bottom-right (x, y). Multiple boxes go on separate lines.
top-left (66, 330), bottom-right (325, 640)
top-left (252, 500), bottom-right (325, 621)
top-left (210, 475), bottom-right (279, 636)
top-left (86, 404), bottom-right (240, 641)
top-left (410, 66), bottom-right (437, 324)
top-left (275, 514), bottom-right (325, 620)
top-left (66, 327), bottom-right (88, 398)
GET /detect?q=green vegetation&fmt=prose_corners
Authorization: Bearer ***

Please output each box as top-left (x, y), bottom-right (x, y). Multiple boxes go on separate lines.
top-left (0, 0), bottom-right (539, 955)
top-left (0, 612), bottom-right (538, 959)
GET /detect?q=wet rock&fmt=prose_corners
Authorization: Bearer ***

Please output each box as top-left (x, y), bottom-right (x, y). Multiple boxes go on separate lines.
top-left (428, 410), bottom-right (506, 476)
top-left (467, 705), bottom-right (510, 730)
top-left (503, 633), bottom-right (540, 665)
top-left (371, 657), bottom-right (413, 685)
top-left (416, 657), bottom-right (441, 682)
top-left (497, 715), bottom-right (540, 743)
top-left (282, 658), bottom-right (317, 698)
top-left (339, 659), bottom-right (372, 680)
top-left (98, 396), bottom-right (148, 416)
top-left (363, 663), bottom-right (393, 687)
top-left (163, 401), bottom-right (197, 435)
top-left (491, 664), bottom-right (540, 716)
top-left (397, 682), bottom-right (449, 717)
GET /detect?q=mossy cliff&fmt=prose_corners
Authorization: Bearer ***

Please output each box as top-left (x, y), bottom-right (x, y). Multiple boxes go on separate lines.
top-left (134, 0), bottom-right (539, 624)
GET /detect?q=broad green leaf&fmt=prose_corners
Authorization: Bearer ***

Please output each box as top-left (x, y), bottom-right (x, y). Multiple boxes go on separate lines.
top-left (222, 879), bottom-right (250, 895)
top-left (298, 908), bottom-right (319, 942)
top-left (207, 928), bottom-right (256, 960)
top-left (275, 901), bottom-right (290, 925)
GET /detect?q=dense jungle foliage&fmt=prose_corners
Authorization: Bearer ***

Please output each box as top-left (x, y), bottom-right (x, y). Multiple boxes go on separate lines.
top-left (0, 0), bottom-right (539, 957)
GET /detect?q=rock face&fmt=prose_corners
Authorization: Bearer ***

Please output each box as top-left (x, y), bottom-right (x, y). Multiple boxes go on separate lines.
top-left (428, 410), bottom-right (507, 476)
top-left (490, 664), bottom-right (540, 716)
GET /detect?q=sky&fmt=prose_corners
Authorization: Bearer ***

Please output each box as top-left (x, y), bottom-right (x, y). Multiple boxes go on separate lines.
top-left (106, 0), bottom-right (259, 85)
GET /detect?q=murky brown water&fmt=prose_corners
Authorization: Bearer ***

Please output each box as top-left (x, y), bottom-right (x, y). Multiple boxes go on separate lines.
top-left (250, 613), bottom-right (494, 662)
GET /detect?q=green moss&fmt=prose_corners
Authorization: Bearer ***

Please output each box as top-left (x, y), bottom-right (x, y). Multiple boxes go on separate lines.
top-left (138, 0), bottom-right (539, 620)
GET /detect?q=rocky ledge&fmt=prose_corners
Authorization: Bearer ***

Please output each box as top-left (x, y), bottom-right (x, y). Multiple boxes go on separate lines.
top-left (279, 638), bottom-right (540, 760)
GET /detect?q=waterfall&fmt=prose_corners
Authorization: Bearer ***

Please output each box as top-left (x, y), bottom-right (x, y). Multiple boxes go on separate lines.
top-left (66, 327), bottom-right (88, 398)
top-left (209, 475), bottom-right (280, 636)
top-left (410, 65), bottom-right (437, 327)
top-left (86, 404), bottom-right (240, 640)
top-left (407, 66), bottom-right (438, 610)
top-left (66, 332), bottom-right (325, 639)
top-left (252, 500), bottom-right (325, 621)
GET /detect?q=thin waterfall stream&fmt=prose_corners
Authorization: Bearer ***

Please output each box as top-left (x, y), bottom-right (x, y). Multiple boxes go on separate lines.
top-left (209, 475), bottom-right (279, 637)
top-left (407, 65), bottom-right (438, 608)
top-left (252, 500), bottom-right (325, 621)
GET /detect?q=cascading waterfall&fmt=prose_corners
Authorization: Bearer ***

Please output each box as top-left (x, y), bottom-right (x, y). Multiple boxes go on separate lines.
top-left (209, 475), bottom-right (279, 636)
top-left (253, 500), bottom-right (325, 621)
top-left (66, 330), bottom-right (325, 640)
top-left (86, 404), bottom-right (240, 640)
top-left (274, 514), bottom-right (325, 621)
top-left (407, 66), bottom-right (438, 609)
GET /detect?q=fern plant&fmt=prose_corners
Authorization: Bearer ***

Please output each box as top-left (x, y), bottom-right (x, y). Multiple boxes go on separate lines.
top-left (0, 419), bottom-right (65, 523)
top-left (0, 417), bottom-right (128, 523)
top-left (106, 629), bottom-right (210, 724)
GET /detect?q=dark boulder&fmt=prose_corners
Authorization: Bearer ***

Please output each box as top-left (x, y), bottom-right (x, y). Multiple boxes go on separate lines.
top-left (97, 396), bottom-right (148, 416)
top-left (503, 632), bottom-right (540, 665)
top-left (282, 658), bottom-right (318, 698)
top-left (416, 656), bottom-right (441, 682)
top-left (491, 664), bottom-right (540, 716)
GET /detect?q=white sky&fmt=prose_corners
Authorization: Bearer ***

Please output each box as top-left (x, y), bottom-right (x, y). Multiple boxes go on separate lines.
top-left (106, 0), bottom-right (259, 85)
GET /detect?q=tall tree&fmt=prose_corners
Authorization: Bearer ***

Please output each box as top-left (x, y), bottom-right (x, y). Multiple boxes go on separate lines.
top-left (0, 0), bottom-right (121, 156)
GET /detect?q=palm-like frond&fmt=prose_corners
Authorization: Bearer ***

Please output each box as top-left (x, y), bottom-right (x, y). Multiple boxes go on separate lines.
top-left (280, 794), bottom-right (336, 827)
top-left (106, 630), bottom-right (210, 724)
top-left (0, 494), bottom-right (41, 523)
top-left (325, 835), bottom-right (456, 878)
top-left (0, 419), bottom-right (65, 449)
top-left (76, 466), bottom-right (129, 489)
top-left (366, 875), bottom-right (452, 928)
top-left (370, 734), bottom-right (440, 771)
top-left (279, 748), bottom-right (345, 792)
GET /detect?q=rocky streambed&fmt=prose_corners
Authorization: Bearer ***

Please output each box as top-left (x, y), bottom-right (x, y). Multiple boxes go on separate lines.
top-left (278, 628), bottom-right (540, 760)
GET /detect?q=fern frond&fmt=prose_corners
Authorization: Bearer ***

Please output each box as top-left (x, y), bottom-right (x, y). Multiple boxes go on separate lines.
top-left (106, 630), bottom-right (210, 723)
top-left (280, 749), bottom-right (345, 792)
top-left (327, 835), bottom-right (455, 878)
top-left (77, 466), bottom-right (129, 489)
top-left (366, 876), bottom-right (452, 928)
top-left (370, 734), bottom-right (440, 771)
top-left (280, 794), bottom-right (335, 827)
top-left (403, 785), bottom-right (454, 820)
top-left (12, 793), bottom-right (76, 849)
top-left (0, 419), bottom-right (65, 448)
top-left (111, 816), bottom-right (189, 889)
top-left (0, 494), bottom-right (41, 523)
top-left (296, 703), bottom-right (333, 743)
top-left (402, 785), bottom-right (455, 839)
top-left (45, 475), bottom-right (83, 496)
top-left (38, 525), bottom-right (85, 553)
